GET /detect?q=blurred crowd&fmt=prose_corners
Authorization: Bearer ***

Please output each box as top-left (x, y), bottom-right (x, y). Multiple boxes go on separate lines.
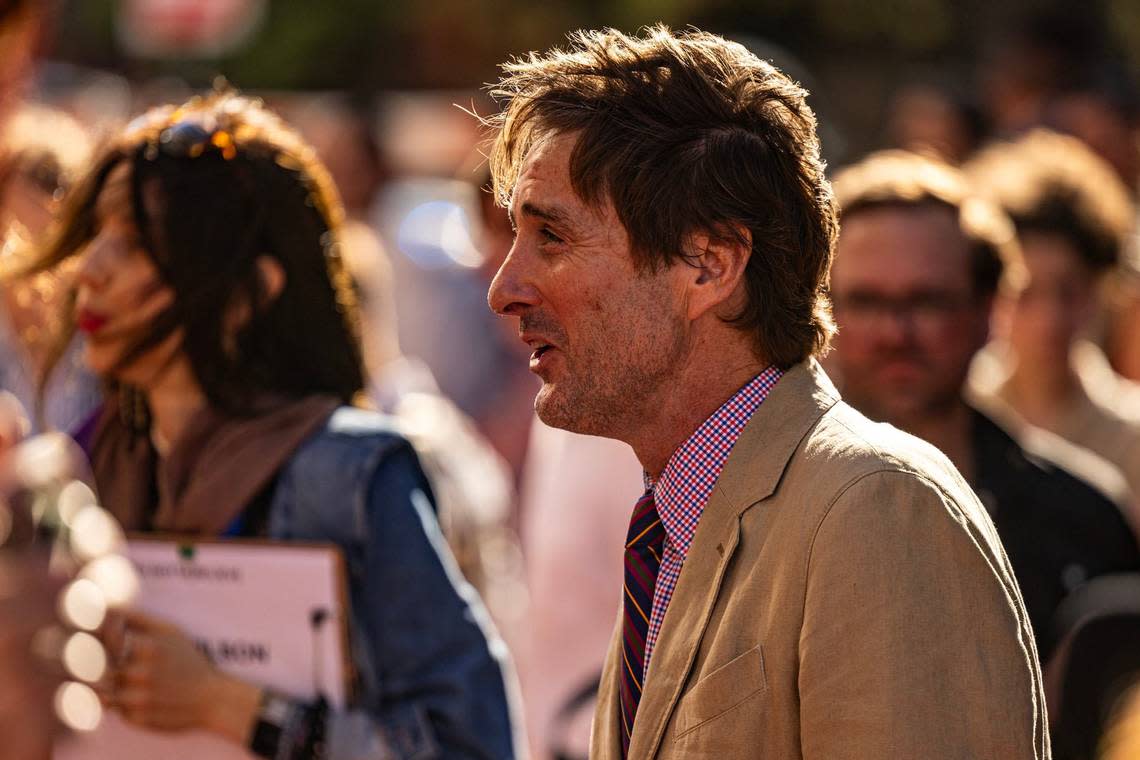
top-left (1, 1), bottom-right (1140, 759)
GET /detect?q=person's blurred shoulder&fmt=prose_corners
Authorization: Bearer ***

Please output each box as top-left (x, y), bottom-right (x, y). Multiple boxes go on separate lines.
top-left (275, 405), bottom-right (424, 524)
top-left (288, 404), bottom-right (414, 474)
top-left (1074, 340), bottom-right (1140, 422)
top-left (319, 404), bottom-right (404, 440)
top-left (970, 340), bottom-right (1140, 538)
top-left (1102, 681), bottom-right (1140, 760)
top-left (1017, 415), bottom-right (1136, 514)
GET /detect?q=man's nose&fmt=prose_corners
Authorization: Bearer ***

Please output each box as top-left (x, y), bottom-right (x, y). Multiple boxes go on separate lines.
top-left (877, 307), bottom-right (919, 345)
top-left (487, 243), bottom-right (540, 317)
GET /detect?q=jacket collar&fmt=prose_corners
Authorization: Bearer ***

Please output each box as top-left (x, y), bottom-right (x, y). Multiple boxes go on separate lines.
top-left (652, 365), bottom-right (784, 561)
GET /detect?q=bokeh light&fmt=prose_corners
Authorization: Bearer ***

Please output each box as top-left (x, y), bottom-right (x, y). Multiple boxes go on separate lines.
top-left (54, 681), bottom-right (102, 732)
top-left (58, 578), bottom-right (107, 631)
top-left (61, 631), bottom-right (106, 683)
top-left (57, 480), bottom-right (97, 527)
top-left (77, 554), bottom-right (139, 608)
top-left (69, 505), bottom-right (125, 562)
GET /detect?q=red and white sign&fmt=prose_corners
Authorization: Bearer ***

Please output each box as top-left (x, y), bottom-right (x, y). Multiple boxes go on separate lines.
top-left (117, 0), bottom-right (267, 59)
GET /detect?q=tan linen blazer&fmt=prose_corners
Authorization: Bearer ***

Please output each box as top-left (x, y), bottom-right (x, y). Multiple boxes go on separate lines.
top-left (591, 360), bottom-right (1049, 759)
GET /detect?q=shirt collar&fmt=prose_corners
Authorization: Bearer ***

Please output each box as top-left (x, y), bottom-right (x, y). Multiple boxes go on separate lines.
top-left (648, 366), bottom-right (783, 559)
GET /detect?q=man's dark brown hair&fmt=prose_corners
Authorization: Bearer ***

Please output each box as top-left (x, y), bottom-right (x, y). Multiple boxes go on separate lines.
top-left (487, 24), bottom-right (838, 368)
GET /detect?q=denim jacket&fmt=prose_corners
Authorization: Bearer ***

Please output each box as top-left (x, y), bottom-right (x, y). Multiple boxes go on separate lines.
top-left (266, 406), bottom-right (518, 759)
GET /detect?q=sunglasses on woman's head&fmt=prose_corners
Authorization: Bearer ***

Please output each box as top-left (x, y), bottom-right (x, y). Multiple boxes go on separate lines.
top-left (145, 118), bottom-right (238, 162)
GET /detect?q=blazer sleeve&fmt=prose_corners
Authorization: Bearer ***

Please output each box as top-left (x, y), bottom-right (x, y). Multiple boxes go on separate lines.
top-left (797, 469), bottom-right (1049, 760)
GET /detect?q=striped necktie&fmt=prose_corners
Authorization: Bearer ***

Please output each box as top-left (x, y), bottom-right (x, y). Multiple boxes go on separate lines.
top-left (619, 487), bottom-right (666, 756)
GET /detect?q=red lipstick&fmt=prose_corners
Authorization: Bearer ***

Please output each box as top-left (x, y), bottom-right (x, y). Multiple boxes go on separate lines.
top-left (76, 310), bottom-right (108, 335)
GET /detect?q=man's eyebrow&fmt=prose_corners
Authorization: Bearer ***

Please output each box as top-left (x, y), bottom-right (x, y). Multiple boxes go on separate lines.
top-left (521, 201), bottom-right (570, 223)
top-left (509, 201), bottom-right (577, 232)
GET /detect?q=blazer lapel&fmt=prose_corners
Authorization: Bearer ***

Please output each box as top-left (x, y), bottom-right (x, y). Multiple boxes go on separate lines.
top-left (626, 360), bottom-right (841, 758)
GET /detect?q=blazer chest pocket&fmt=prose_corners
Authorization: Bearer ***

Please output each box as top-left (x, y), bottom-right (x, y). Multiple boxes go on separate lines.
top-left (674, 644), bottom-right (768, 739)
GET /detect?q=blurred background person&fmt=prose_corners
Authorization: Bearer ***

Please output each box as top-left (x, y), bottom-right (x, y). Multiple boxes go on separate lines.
top-left (827, 150), bottom-right (1140, 671)
top-left (1045, 573), bottom-right (1140, 760)
top-left (0, 2), bottom-right (59, 754)
top-left (337, 207), bottom-right (525, 633)
top-left (1103, 682), bottom-right (1140, 760)
top-left (15, 91), bottom-right (518, 759)
top-left (1045, 63), bottom-right (1139, 198)
top-left (977, 10), bottom-right (1089, 139)
top-left (1104, 244), bottom-right (1140, 385)
top-left (966, 130), bottom-right (1140, 498)
top-left (513, 420), bottom-right (641, 760)
top-left (0, 101), bottom-right (101, 434)
top-left (290, 97), bottom-right (526, 635)
top-left (885, 81), bottom-right (988, 165)
top-left (360, 112), bottom-right (537, 492)
top-left (0, 0), bottom-right (37, 127)
top-left (285, 94), bottom-right (388, 225)
top-left (0, 102), bottom-right (89, 237)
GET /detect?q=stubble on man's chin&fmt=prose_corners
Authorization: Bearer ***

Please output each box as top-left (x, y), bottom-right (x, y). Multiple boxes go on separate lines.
top-left (534, 307), bottom-right (688, 438)
top-left (533, 380), bottom-right (615, 438)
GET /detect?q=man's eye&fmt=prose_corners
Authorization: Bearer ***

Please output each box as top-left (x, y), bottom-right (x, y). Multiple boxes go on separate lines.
top-left (540, 227), bottom-right (563, 244)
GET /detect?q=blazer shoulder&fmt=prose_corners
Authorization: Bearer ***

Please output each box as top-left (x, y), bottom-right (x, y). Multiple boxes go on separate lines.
top-left (785, 402), bottom-right (1009, 565)
top-left (793, 400), bottom-right (970, 498)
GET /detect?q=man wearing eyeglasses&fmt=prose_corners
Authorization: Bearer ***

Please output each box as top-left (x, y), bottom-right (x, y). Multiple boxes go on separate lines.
top-left (828, 150), bottom-right (1140, 666)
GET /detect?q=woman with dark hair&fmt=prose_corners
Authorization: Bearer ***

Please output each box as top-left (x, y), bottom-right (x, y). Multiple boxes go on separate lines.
top-left (14, 91), bottom-right (517, 759)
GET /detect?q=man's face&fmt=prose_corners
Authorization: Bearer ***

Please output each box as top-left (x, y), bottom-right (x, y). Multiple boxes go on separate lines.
top-left (829, 204), bottom-right (990, 425)
top-left (487, 132), bottom-right (689, 437)
top-left (997, 232), bottom-right (1096, 371)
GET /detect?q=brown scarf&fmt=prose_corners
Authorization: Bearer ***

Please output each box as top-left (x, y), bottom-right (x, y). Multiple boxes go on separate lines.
top-left (89, 394), bottom-right (340, 535)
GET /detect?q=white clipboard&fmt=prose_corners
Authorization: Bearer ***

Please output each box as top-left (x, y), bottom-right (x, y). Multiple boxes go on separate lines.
top-left (56, 535), bottom-right (353, 760)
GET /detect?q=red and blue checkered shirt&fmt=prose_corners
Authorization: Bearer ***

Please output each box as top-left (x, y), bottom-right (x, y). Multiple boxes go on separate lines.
top-left (643, 365), bottom-right (783, 672)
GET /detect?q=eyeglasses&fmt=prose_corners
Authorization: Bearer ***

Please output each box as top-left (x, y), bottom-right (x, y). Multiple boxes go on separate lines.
top-left (832, 290), bottom-right (978, 333)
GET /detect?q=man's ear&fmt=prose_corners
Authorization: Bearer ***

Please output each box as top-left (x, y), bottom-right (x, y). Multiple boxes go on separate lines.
top-left (683, 224), bottom-right (752, 321)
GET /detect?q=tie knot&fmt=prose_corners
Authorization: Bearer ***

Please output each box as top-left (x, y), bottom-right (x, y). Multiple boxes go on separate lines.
top-left (626, 488), bottom-right (665, 549)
